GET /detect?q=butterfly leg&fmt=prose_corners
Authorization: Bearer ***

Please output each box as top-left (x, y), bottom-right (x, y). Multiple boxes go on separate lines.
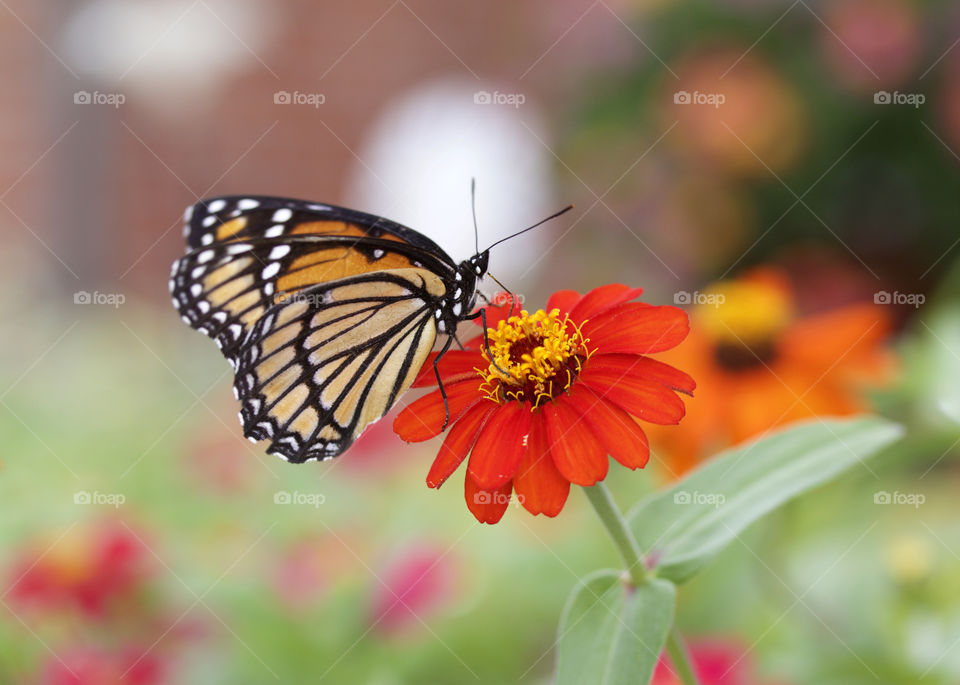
top-left (465, 307), bottom-right (512, 379)
top-left (433, 333), bottom-right (455, 431)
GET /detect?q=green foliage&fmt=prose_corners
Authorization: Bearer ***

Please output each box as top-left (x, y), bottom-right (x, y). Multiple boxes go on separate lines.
top-left (556, 571), bottom-right (675, 685)
top-left (629, 416), bottom-right (903, 583)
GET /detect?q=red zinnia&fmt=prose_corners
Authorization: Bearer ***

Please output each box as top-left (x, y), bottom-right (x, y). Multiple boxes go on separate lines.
top-left (393, 284), bottom-right (695, 524)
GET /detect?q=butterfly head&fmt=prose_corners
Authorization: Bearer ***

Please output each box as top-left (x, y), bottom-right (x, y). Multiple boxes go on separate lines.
top-left (467, 250), bottom-right (489, 280)
top-left (435, 252), bottom-right (489, 334)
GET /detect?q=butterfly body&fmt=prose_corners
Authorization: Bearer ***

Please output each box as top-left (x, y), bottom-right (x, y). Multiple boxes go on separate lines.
top-left (170, 195), bottom-right (488, 462)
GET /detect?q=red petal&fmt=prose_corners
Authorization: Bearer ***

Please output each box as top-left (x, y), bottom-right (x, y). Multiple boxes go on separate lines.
top-left (412, 350), bottom-right (484, 388)
top-left (583, 304), bottom-right (689, 354)
top-left (514, 413), bottom-right (570, 516)
top-left (579, 367), bottom-right (686, 425)
top-left (587, 353), bottom-right (695, 395)
top-left (393, 381), bottom-right (483, 442)
top-left (465, 476), bottom-right (513, 524)
top-left (570, 284), bottom-right (644, 321)
top-left (426, 401), bottom-right (497, 488)
top-left (565, 384), bottom-right (650, 469)
top-left (467, 403), bottom-right (533, 490)
top-left (547, 290), bottom-right (582, 315)
top-left (542, 397), bottom-right (608, 486)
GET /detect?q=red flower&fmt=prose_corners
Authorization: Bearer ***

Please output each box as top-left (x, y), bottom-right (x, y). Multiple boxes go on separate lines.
top-left (394, 285), bottom-right (694, 524)
top-left (7, 522), bottom-right (152, 618)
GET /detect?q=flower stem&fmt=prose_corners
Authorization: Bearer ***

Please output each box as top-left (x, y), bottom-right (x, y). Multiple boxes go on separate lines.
top-left (666, 628), bottom-right (700, 685)
top-left (584, 483), bottom-right (702, 685)
top-left (582, 482), bottom-right (649, 587)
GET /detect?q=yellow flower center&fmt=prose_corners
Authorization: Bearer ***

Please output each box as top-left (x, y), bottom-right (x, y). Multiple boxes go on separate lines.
top-left (478, 308), bottom-right (592, 408)
top-left (695, 278), bottom-right (793, 370)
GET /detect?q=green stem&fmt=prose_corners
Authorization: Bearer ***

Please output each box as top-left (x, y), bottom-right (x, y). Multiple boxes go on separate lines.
top-left (583, 483), bottom-right (701, 685)
top-left (582, 482), bottom-right (649, 587)
top-left (666, 628), bottom-right (700, 685)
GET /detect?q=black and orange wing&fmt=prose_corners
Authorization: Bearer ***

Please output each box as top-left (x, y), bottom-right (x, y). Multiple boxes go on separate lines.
top-left (169, 195), bottom-right (457, 460)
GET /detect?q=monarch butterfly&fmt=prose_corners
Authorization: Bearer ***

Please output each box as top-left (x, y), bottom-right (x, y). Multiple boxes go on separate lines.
top-left (169, 193), bottom-right (569, 463)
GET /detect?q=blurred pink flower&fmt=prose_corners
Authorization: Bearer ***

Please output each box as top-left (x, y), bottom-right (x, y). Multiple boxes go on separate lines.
top-left (8, 522), bottom-right (152, 619)
top-left (820, 0), bottom-right (920, 90)
top-left (271, 537), bottom-right (328, 611)
top-left (653, 639), bottom-right (760, 684)
top-left (369, 544), bottom-right (458, 635)
top-left (38, 645), bottom-right (165, 685)
top-left (938, 53), bottom-right (960, 150)
top-left (183, 432), bottom-right (256, 494)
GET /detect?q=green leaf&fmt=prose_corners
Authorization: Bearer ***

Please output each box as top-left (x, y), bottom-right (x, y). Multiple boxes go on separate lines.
top-left (556, 570), bottom-right (675, 685)
top-left (629, 416), bottom-right (903, 583)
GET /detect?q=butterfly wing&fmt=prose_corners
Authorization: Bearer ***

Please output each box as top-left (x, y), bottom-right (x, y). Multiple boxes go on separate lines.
top-left (234, 269), bottom-right (442, 461)
top-left (182, 195), bottom-right (453, 260)
top-left (170, 197), bottom-right (456, 357)
top-left (170, 196), bottom-right (465, 461)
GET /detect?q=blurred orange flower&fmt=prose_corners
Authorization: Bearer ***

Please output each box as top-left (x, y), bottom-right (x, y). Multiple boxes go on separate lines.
top-left (394, 285), bottom-right (694, 524)
top-left (666, 49), bottom-right (807, 178)
top-left (650, 268), bottom-right (892, 476)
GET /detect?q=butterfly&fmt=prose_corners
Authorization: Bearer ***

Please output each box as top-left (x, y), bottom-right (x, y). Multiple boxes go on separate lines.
top-left (168, 194), bottom-right (504, 463)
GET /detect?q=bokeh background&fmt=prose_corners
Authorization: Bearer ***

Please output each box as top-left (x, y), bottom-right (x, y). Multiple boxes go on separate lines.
top-left (2, 1), bottom-right (960, 683)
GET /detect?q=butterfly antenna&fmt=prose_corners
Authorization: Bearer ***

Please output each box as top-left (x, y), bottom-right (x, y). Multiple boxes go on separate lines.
top-left (482, 204), bottom-right (574, 252)
top-left (486, 272), bottom-right (518, 315)
top-left (470, 177), bottom-right (480, 255)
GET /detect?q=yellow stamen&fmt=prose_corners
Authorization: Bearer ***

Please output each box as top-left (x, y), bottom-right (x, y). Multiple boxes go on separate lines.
top-left (477, 308), bottom-right (593, 408)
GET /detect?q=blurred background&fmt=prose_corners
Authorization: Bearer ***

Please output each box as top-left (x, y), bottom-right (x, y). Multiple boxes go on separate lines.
top-left (2, 0), bottom-right (960, 683)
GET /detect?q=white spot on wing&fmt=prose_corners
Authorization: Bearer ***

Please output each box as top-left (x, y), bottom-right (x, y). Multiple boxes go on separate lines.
top-left (262, 262), bottom-right (280, 279)
top-left (237, 198), bottom-right (260, 210)
top-left (269, 245), bottom-right (290, 260)
top-left (272, 208), bottom-right (293, 223)
top-left (207, 199), bottom-right (227, 212)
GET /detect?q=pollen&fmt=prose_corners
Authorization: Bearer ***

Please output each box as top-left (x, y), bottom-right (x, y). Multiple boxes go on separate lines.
top-left (478, 308), bottom-right (592, 408)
